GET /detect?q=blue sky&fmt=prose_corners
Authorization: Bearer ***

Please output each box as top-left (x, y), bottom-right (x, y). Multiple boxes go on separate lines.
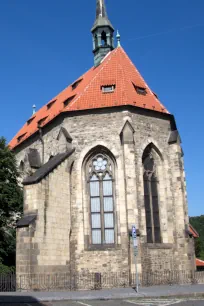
top-left (0, 0), bottom-right (203, 216)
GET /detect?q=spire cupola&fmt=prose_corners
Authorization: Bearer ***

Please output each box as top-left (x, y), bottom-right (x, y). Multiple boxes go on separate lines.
top-left (91, 0), bottom-right (115, 66)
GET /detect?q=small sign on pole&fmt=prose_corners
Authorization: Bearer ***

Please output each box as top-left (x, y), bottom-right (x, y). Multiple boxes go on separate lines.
top-left (132, 225), bottom-right (139, 293)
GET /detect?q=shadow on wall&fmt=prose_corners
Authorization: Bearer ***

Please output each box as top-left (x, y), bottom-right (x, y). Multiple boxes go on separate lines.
top-left (0, 295), bottom-right (47, 305)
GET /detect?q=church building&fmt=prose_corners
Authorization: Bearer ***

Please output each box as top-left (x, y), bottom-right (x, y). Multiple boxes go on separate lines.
top-left (11, 0), bottom-right (195, 287)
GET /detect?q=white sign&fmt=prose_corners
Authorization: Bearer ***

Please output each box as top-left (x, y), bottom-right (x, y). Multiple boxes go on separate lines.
top-left (132, 225), bottom-right (138, 249)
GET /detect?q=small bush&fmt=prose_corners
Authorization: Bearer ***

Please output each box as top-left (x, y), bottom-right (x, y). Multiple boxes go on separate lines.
top-left (0, 263), bottom-right (15, 274)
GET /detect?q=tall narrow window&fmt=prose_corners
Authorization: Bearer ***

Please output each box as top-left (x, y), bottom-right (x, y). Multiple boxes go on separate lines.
top-left (19, 160), bottom-right (25, 173)
top-left (101, 31), bottom-right (107, 46)
top-left (94, 34), bottom-right (98, 49)
top-left (88, 154), bottom-right (115, 245)
top-left (143, 149), bottom-right (161, 243)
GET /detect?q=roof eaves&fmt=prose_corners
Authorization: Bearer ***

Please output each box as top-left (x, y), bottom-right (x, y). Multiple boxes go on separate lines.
top-left (12, 104), bottom-right (174, 152)
top-left (91, 16), bottom-right (114, 32)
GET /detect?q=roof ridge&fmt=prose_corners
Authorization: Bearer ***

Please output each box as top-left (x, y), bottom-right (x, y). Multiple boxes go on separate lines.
top-left (120, 47), bottom-right (169, 113)
top-left (65, 49), bottom-right (118, 111)
top-left (117, 48), bottom-right (129, 105)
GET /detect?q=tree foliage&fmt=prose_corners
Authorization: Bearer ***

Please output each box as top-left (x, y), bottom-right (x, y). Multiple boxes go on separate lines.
top-left (190, 215), bottom-right (204, 260)
top-left (0, 137), bottom-right (23, 268)
top-left (195, 238), bottom-right (202, 258)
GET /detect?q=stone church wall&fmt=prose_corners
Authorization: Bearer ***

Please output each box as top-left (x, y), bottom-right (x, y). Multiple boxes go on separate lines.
top-left (17, 159), bottom-right (71, 275)
top-left (15, 108), bottom-right (195, 279)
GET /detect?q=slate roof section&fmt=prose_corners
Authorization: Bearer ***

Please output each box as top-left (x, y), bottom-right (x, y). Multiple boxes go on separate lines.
top-left (23, 149), bottom-right (75, 185)
top-left (16, 214), bottom-right (37, 228)
top-left (57, 127), bottom-right (72, 142)
top-left (9, 47), bottom-right (169, 150)
top-left (28, 148), bottom-right (41, 169)
top-left (168, 130), bottom-right (181, 144)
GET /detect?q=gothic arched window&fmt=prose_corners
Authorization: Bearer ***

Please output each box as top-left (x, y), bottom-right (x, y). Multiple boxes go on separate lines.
top-left (19, 160), bottom-right (25, 173)
top-left (143, 147), bottom-right (161, 243)
top-left (94, 34), bottom-right (98, 49)
top-left (87, 153), bottom-right (115, 245)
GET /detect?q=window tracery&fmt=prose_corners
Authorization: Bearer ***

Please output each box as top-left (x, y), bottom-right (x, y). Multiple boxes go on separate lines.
top-left (87, 153), bottom-right (115, 245)
top-left (143, 147), bottom-right (161, 243)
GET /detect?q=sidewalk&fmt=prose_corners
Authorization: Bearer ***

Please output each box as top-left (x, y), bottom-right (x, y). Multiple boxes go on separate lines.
top-left (0, 284), bottom-right (203, 302)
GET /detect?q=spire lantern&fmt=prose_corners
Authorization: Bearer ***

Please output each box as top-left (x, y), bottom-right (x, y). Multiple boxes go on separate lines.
top-left (91, 0), bottom-right (115, 66)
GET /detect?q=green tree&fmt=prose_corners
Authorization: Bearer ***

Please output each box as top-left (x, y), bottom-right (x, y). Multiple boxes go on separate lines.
top-left (195, 238), bottom-right (202, 258)
top-left (0, 137), bottom-right (23, 270)
top-left (190, 215), bottom-right (204, 261)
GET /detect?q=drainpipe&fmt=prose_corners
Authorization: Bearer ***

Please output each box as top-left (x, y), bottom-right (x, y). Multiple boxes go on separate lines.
top-left (38, 126), bottom-right (44, 164)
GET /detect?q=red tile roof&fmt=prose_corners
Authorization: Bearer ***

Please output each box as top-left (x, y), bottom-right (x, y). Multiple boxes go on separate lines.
top-left (9, 47), bottom-right (169, 149)
top-left (189, 224), bottom-right (199, 238)
top-left (196, 258), bottom-right (204, 267)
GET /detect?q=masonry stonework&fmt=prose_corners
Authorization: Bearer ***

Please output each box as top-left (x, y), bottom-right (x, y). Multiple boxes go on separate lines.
top-left (15, 107), bottom-right (195, 287)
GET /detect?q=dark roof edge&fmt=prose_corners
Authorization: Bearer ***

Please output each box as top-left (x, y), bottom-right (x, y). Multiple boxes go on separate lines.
top-left (168, 130), bottom-right (181, 145)
top-left (64, 105), bottom-right (176, 125)
top-left (189, 224), bottom-right (199, 238)
top-left (12, 105), bottom-right (177, 152)
top-left (23, 148), bottom-right (75, 186)
top-left (16, 214), bottom-right (37, 228)
top-left (57, 127), bottom-right (72, 142)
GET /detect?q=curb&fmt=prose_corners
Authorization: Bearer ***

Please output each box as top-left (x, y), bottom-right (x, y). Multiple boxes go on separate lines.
top-left (40, 292), bottom-right (204, 302)
top-left (134, 292), bottom-right (204, 299)
top-left (0, 289), bottom-right (204, 303)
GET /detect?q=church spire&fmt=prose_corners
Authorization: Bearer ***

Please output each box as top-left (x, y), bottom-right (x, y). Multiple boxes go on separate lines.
top-left (96, 0), bottom-right (107, 19)
top-left (91, 0), bottom-right (115, 66)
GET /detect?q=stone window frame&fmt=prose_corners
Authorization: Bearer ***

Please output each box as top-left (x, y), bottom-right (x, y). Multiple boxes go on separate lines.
top-left (19, 160), bottom-right (25, 173)
top-left (132, 82), bottom-right (147, 96)
top-left (142, 144), bottom-right (162, 244)
top-left (101, 85), bottom-right (116, 93)
top-left (84, 147), bottom-right (117, 249)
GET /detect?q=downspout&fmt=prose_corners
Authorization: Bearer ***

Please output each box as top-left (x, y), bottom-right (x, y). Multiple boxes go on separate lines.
top-left (69, 162), bottom-right (73, 279)
top-left (38, 126), bottom-right (44, 164)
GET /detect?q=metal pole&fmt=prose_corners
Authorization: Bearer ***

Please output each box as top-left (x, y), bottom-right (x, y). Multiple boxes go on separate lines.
top-left (132, 225), bottom-right (139, 293)
top-left (134, 252), bottom-right (139, 293)
top-left (132, 235), bottom-right (139, 292)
